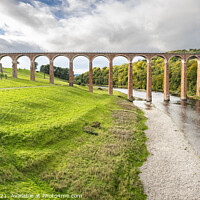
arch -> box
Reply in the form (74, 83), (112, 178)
(34, 55), (50, 65)
(52, 54), (70, 62)
(186, 55), (199, 62)
(113, 54), (131, 62)
(17, 55), (31, 70)
(151, 55), (167, 63)
(0, 56), (13, 68)
(72, 54), (90, 62)
(92, 54), (110, 62)
(15, 54), (31, 61)
(33, 54), (50, 63)
(132, 54), (149, 62)
(113, 55), (130, 66)
(0, 55), (13, 62)
(53, 55), (70, 68)
(168, 55), (184, 63)
(92, 56), (109, 67)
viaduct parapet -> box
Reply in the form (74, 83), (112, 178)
(0, 52), (200, 101)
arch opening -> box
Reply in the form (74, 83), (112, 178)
(132, 56), (148, 93)
(92, 56), (109, 86)
(73, 56), (90, 86)
(16, 56), (31, 80)
(186, 56), (198, 96)
(150, 56), (165, 92)
(169, 56), (184, 96)
(112, 56), (129, 88)
(0, 56), (12, 76)
(53, 56), (69, 82)
(34, 56), (50, 82)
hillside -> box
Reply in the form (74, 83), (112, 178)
(0, 80), (148, 199)
(0, 68), (68, 88)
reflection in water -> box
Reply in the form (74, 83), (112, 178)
(180, 100), (187, 132)
(113, 88), (200, 155)
(196, 100), (200, 113)
(163, 100), (170, 114)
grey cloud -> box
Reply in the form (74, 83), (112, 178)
(0, 39), (42, 53)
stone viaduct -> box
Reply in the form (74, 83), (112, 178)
(0, 52), (200, 102)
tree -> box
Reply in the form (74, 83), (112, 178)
(35, 62), (38, 71)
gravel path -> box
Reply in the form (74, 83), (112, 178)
(139, 106), (200, 200)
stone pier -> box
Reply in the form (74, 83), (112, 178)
(146, 61), (152, 102)
(89, 60), (93, 93)
(69, 60), (73, 87)
(49, 60), (54, 84)
(12, 59), (17, 78)
(128, 62), (133, 101)
(109, 60), (113, 95)
(164, 60), (170, 101)
(30, 61), (35, 81)
(197, 60), (200, 96)
(181, 60), (187, 100)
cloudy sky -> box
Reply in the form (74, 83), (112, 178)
(0, 0), (200, 73)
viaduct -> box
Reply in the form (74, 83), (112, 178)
(0, 52), (200, 102)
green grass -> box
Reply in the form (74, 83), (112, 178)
(0, 77), (148, 199)
(0, 68), (68, 88)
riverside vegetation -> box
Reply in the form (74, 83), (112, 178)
(75, 49), (199, 97)
(0, 69), (148, 199)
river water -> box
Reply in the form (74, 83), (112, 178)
(114, 88), (200, 155)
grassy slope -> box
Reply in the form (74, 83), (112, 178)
(0, 76), (148, 199)
(0, 68), (68, 88)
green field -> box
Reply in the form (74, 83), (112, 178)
(0, 68), (68, 88)
(0, 72), (148, 199)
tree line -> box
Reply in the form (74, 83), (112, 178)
(40, 64), (69, 80)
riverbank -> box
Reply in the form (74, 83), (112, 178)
(139, 105), (200, 200)
(95, 85), (200, 100)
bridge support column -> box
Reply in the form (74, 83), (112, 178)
(146, 61), (152, 102)
(109, 60), (113, 95)
(164, 60), (170, 101)
(197, 60), (200, 96)
(69, 60), (73, 87)
(30, 61), (35, 81)
(128, 62), (133, 101)
(49, 60), (54, 84)
(181, 59), (187, 100)
(0, 63), (3, 73)
(12, 59), (17, 78)
(89, 60), (93, 93)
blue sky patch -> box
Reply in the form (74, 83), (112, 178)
(20, 0), (62, 6)
(0, 28), (6, 35)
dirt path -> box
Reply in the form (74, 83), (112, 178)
(139, 106), (200, 200)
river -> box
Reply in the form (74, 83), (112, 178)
(113, 88), (200, 155)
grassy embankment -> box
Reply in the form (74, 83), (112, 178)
(0, 71), (148, 199)
(0, 68), (68, 88)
